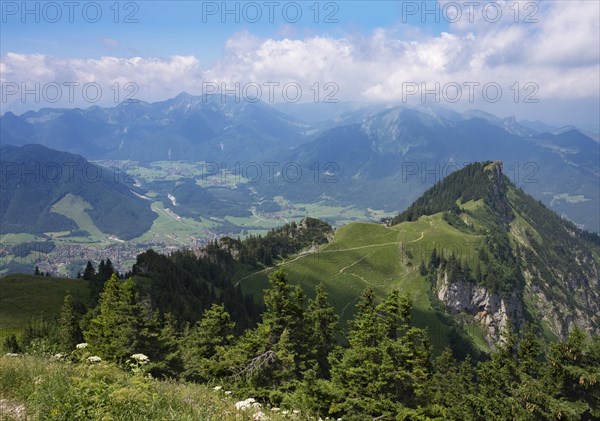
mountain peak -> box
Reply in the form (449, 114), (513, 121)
(484, 160), (504, 181)
(390, 161), (510, 225)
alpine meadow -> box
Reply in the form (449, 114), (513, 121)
(1, 1), (599, 420)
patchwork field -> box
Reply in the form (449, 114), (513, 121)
(1, 160), (394, 277)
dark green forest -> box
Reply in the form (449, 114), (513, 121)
(6, 267), (599, 420)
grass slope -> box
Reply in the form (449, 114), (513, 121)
(50, 194), (107, 241)
(236, 213), (485, 353)
(0, 356), (290, 420)
(0, 275), (90, 341)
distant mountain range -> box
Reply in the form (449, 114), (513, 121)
(263, 105), (600, 231)
(1, 93), (598, 231)
(0, 93), (310, 162)
(0, 144), (156, 240)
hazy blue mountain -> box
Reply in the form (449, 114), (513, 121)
(259, 106), (600, 231)
(2, 96), (597, 231)
(0, 93), (311, 162)
(0, 144), (156, 239)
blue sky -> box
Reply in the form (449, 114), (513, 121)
(1, 1), (599, 130)
(2, 1), (449, 61)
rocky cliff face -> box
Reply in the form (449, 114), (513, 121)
(437, 273), (524, 348)
(521, 253), (600, 340)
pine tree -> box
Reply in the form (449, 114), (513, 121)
(58, 294), (83, 352)
(261, 269), (308, 375)
(429, 248), (439, 270)
(224, 270), (309, 389)
(328, 288), (383, 417)
(89, 258), (115, 303)
(328, 289), (431, 418)
(105, 258), (114, 276)
(306, 283), (338, 378)
(82, 261), (95, 281)
(182, 304), (235, 382)
(546, 327), (600, 419)
(139, 311), (183, 378)
(34, 265), (40, 276)
(84, 275), (145, 362)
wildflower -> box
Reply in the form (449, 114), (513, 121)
(213, 386), (223, 391)
(282, 410), (289, 415)
(253, 411), (267, 420)
(271, 407), (280, 412)
(224, 391), (232, 395)
(5, 353), (20, 357)
(52, 353), (64, 360)
(293, 410), (300, 414)
(131, 353), (149, 362)
(76, 343), (88, 349)
(235, 398), (257, 411)
(87, 356), (102, 363)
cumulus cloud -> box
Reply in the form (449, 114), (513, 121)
(1, 1), (598, 113)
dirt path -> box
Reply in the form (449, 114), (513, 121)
(338, 251), (376, 274)
(235, 225), (431, 285)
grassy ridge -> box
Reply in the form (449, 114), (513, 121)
(0, 275), (90, 342)
(237, 214), (485, 353)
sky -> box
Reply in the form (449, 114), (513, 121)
(1, 0), (599, 131)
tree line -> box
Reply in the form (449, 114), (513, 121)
(5, 269), (599, 420)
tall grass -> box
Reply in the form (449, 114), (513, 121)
(0, 355), (292, 420)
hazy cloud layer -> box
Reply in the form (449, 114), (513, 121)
(1, 1), (598, 121)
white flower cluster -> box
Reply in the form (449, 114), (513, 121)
(253, 411), (267, 420)
(5, 353), (20, 357)
(235, 397), (261, 411)
(76, 343), (88, 349)
(86, 356), (102, 363)
(131, 353), (149, 362)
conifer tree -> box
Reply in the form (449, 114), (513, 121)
(182, 304), (235, 382)
(84, 275), (145, 362)
(305, 283), (338, 377)
(58, 294), (83, 352)
(82, 261), (95, 281)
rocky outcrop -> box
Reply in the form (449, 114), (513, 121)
(437, 274), (524, 348)
(484, 161), (514, 225)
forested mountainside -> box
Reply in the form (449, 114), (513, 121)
(2, 162), (599, 420)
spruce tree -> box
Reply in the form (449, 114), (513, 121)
(82, 261), (95, 281)
(58, 294), (83, 352)
(182, 303), (235, 382)
(328, 289), (431, 418)
(84, 275), (145, 362)
(305, 283), (338, 377)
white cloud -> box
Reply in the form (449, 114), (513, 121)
(1, 1), (598, 114)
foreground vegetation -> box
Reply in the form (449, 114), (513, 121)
(0, 354), (289, 420)
(2, 162), (600, 419)
(2, 269), (599, 420)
